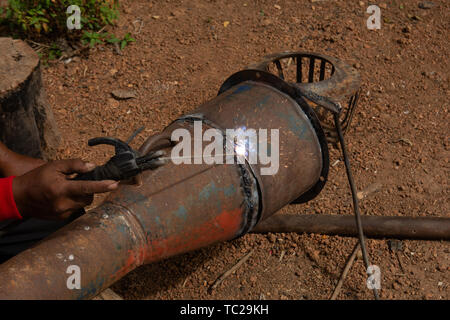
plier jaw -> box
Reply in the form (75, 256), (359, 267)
(73, 136), (166, 181)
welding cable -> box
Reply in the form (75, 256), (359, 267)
(334, 112), (380, 300)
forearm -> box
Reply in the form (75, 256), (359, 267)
(0, 142), (45, 177)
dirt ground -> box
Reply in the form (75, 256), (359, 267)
(41, 0), (449, 300)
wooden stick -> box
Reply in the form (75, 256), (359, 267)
(330, 242), (360, 300)
(210, 250), (254, 291)
(93, 288), (123, 300)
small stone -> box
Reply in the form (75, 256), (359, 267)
(418, 2), (435, 9)
(388, 239), (403, 252)
(392, 281), (401, 290)
(308, 250), (320, 262)
(262, 19), (273, 26)
(111, 89), (137, 100)
(170, 9), (185, 17)
(268, 233), (276, 243)
(107, 98), (120, 108)
(402, 26), (411, 33)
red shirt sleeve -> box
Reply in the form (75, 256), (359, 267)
(0, 176), (22, 221)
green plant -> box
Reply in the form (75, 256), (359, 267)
(0, 1), (131, 60)
(48, 42), (62, 60)
(81, 30), (105, 47)
(120, 32), (134, 50)
(81, 31), (134, 50)
(1, 0), (119, 37)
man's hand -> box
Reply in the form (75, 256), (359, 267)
(12, 159), (119, 220)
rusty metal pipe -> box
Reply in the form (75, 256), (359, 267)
(251, 214), (450, 241)
(0, 72), (329, 299)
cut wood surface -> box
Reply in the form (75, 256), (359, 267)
(0, 37), (60, 159)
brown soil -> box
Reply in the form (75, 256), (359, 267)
(41, 0), (449, 300)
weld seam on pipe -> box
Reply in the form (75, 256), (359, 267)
(174, 114), (261, 236)
(100, 202), (147, 264)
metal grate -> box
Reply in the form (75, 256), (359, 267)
(248, 51), (361, 143)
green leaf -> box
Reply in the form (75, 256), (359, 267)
(106, 36), (120, 43)
(124, 32), (135, 42)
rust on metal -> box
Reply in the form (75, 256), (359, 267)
(0, 71), (328, 299)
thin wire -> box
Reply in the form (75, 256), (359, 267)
(334, 113), (380, 300)
(126, 126), (145, 144)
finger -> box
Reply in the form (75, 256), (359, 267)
(148, 150), (165, 159)
(65, 180), (119, 197)
(142, 159), (167, 170)
(54, 159), (96, 175)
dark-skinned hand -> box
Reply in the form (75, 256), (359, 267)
(12, 159), (119, 220)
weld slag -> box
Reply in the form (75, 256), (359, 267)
(170, 120), (280, 175)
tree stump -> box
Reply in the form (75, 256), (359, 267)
(0, 37), (60, 159)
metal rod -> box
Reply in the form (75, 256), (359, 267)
(308, 57), (315, 83)
(251, 214), (450, 241)
(274, 60), (284, 80)
(319, 60), (326, 81)
(296, 57), (302, 83)
(334, 113), (379, 300)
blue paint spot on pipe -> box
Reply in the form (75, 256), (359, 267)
(256, 95), (270, 109)
(174, 206), (188, 220)
(276, 110), (309, 140)
(199, 182), (219, 201)
(232, 84), (252, 94)
(224, 184), (236, 197)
